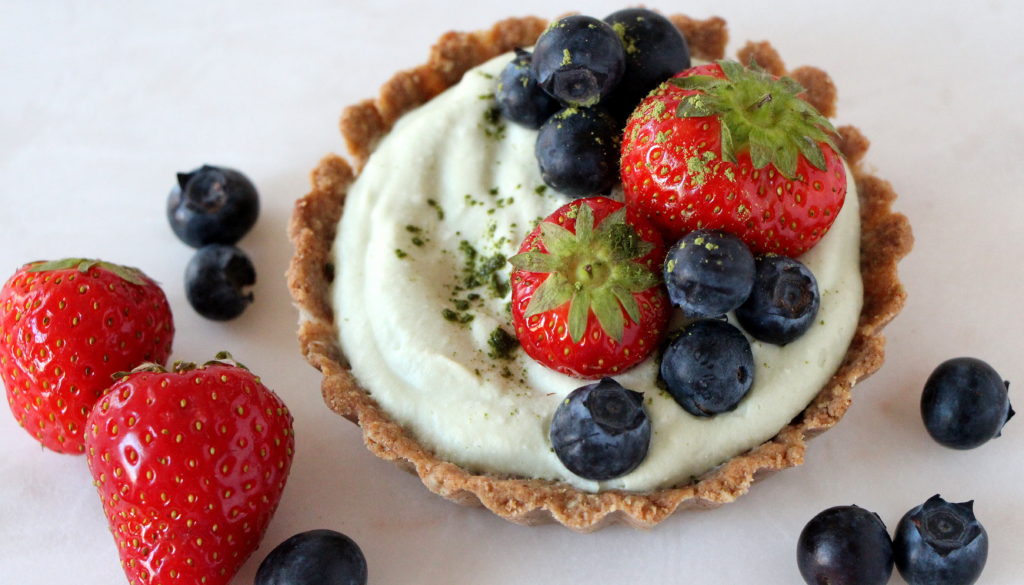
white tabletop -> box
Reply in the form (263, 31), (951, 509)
(2, 1), (1022, 583)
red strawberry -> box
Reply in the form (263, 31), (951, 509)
(620, 60), (847, 257)
(84, 355), (295, 585)
(0, 258), (174, 454)
(509, 197), (669, 378)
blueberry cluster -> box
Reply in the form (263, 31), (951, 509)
(496, 9), (690, 198)
(659, 229), (821, 416)
(798, 496), (989, 585)
(167, 165), (258, 320)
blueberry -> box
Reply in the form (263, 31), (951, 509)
(185, 244), (255, 320)
(603, 8), (691, 123)
(535, 106), (620, 197)
(797, 505), (894, 585)
(531, 15), (625, 107)
(921, 357), (1013, 449)
(660, 319), (754, 417)
(663, 229), (755, 319)
(894, 495), (988, 585)
(549, 377), (651, 480)
(167, 165), (259, 248)
(495, 49), (560, 129)
(255, 529), (368, 585)
(735, 255), (820, 345)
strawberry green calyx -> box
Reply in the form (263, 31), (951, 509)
(670, 60), (839, 178)
(509, 203), (659, 344)
(28, 258), (148, 286)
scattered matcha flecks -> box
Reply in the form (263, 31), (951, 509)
(534, 185), (547, 196)
(441, 308), (474, 325)
(395, 249), (408, 260)
(477, 70), (495, 80)
(686, 150), (719, 187)
(426, 198), (445, 220)
(487, 327), (520, 360)
(561, 48), (572, 66)
(480, 105), (506, 141)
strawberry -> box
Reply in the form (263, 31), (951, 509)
(84, 354), (295, 585)
(509, 197), (669, 378)
(620, 60), (847, 257)
(0, 258), (174, 454)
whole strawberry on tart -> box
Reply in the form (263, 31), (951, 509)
(288, 10), (911, 530)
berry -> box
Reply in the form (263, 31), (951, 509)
(509, 197), (669, 378)
(660, 319), (754, 417)
(621, 60), (846, 257)
(797, 505), (894, 585)
(549, 377), (651, 480)
(0, 258), (173, 454)
(535, 106), (621, 197)
(84, 355), (295, 585)
(530, 15), (625, 107)
(921, 357), (1013, 449)
(256, 529), (368, 585)
(894, 495), (988, 585)
(495, 49), (560, 129)
(603, 8), (691, 122)
(735, 254), (820, 344)
(185, 244), (256, 320)
(167, 164), (260, 248)
(663, 229), (755, 319)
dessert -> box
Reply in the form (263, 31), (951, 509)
(288, 13), (912, 530)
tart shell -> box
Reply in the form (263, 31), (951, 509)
(287, 14), (913, 531)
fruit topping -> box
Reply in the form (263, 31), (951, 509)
(185, 244), (256, 320)
(735, 254), (820, 345)
(495, 48), (560, 129)
(0, 258), (174, 454)
(894, 495), (988, 585)
(535, 106), (621, 198)
(921, 357), (1013, 449)
(168, 165), (260, 248)
(797, 505), (894, 585)
(621, 60), (846, 256)
(549, 377), (650, 480)
(509, 197), (669, 378)
(531, 15), (625, 107)
(603, 8), (691, 123)
(659, 319), (754, 417)
(256, 529), (368, 585)
(663, 229), (755, 319)
(84, 354), (294, 585)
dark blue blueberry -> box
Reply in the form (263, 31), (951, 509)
(921, 357), (1013, 449)
(895, 495), (988, 585)
(549, 377), (650, 480)
(735, 255), (820, 345)
(663, 229), (755, 319)
(603, 8), (691, 123)
(495, 49), (560, 129)
(185, 244), (255, 320)
(660, 319), (754, 417)
(167, 165), (259, 248)
(535, 106), (620, 197)
(255, 529), (368, 585)
(531, 15), (625, 107)
(797, 505), (894, 585)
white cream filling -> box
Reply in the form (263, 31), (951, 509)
(332, 53), (862, 492)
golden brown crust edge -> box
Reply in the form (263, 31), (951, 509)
(286, 15), (913, 531)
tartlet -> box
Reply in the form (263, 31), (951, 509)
(287, 14), (912, 531)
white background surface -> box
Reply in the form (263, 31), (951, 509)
(2, 1), (1022, 583)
